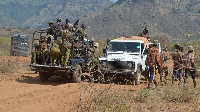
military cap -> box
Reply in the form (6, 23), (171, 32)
(145, 27), (149, 30)
(94, 43), (99, 48)
(48, 21), (54, 24)
(188, 46), (194, 51)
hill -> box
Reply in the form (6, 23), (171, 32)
(0, 0), (114, 28)
(83, 0), (200, 40)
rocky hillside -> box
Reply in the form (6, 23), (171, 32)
(0, 0), (113, 28)
(84, 0), (200, 40)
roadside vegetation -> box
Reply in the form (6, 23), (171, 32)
(0, 37), (10, 56)
(79, 83), (200, 112)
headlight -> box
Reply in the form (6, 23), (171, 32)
(127, 63), (132, 68)
(127, 62), (135, 69)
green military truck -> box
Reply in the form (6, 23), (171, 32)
(29, 30), (94, 82)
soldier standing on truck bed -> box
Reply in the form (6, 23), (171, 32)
(182, 46), (196, 88)
(47, 21), (54, 36)
(32, 42), (40, 64)
(59, 29), (72, 67)
(64, 18), (74, 32)
(145, 40), (160, 88)
(138, 27), (150, 39)
(52, 18), (64, 40)
(172, 44), (182, 84)
(48, 35), (61, 66)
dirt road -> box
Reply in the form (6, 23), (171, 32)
(0, 56), (199, 112)
(0, 70), (149, 112)
(0, 71), (81, 112)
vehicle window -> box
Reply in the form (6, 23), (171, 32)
(108, 42), (140, 53)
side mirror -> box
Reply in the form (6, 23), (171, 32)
(103, 49), (106, 53)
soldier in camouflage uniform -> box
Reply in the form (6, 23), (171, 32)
(183, 46), (196, 88)
(40, 41), (48, 64)
(138, 27), (150, 39)
(90, 43), (99, 82)
(32, 42), (40, 64)
(64, 19), (74, 32)
(160, 48), (169, 84)
(59, 30), (72, 67)
(72, 24), (87, 56)
(52, 18), (64, 40)
(46, 35), (61, 66)
(76, 24), (87, 40)
(172, 44), (182, 84)
(47, 21), (54, 36)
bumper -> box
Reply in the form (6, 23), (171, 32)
(100, 69), (135, 75)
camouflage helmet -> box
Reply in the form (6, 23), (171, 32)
(144, 27), (149, 30)
(48, 21), (54, 24)
(81, 24), (86, 29)
(56, 18), (61, 21)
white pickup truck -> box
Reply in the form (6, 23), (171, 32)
(99, 36), (161, 84)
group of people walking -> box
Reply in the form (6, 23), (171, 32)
(145, 41), (196, 88)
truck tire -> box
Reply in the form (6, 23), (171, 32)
(72, 65), (82, 83)
(135, 69), (141, 85)
(39, 72), (48, 81)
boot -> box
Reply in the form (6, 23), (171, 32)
(148, 80), (152, 89)
(154, 80), (158, 87)
(172, 76), (174, 85)
(184, 77), (187, 84)
(193, 79), (196, 88)
(160, 75), (163, 82)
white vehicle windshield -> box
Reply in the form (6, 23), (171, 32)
(108, 42), (141, 53)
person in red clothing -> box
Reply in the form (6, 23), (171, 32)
(145, 40), (160, 88)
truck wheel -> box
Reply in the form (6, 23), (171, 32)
(135, 69), (141, 85)
(72, 65), (82, 83)
(39, 72), (48, 81)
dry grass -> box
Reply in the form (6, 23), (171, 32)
(0, 37), (11, 56)
(79, 83), (200, 112)
(0, 62), (30, 75)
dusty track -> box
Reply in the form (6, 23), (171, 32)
(0, 70), (148, 112)
(0, 56), (199, 112)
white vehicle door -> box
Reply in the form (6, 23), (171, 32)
(141, 43), (161, 70)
